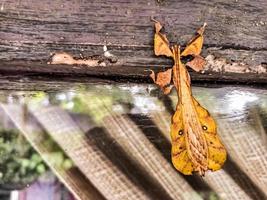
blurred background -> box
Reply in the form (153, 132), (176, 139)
(0, 83), (266, 200)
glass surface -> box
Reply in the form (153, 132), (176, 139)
(0, 83), (266, 200)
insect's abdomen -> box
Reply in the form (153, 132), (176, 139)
(170, 99), (227, 175)
(193, 98), (227, 171)
(170, 106), (194, 175)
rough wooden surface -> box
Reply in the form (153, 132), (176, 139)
(0, 0), (266, 84)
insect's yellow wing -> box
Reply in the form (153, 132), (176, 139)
(149, 68), (173, 94)
(170, 98), (227, 175)
(153, 20), (173, 58)
(181, 23), (206, 57)
(181, 24), (207, 72)
(170, 105), (194, 175)
(193, 98), (227, 171)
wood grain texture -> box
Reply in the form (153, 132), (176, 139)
(0, 0), (266, 83)
(30, 106), (153, 200)
(0, 60), (266, 85)
(103, 115), (202, 200)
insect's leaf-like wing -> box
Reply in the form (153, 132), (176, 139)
(171, 105), (194, 175)
(193, 97), (227, 171)
(162, 85), (173, 94)
(182, 23), (207, 71)
(153, 20), (173, 57)
(149, 69), (173, 94)
(186, 55), (206, 72)
(182, 23), (206, 57)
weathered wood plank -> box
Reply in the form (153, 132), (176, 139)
(1, 0), (266, 49)
(0, 61), (266, 86)
(0, 0), (266, 83)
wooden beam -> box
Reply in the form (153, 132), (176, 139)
(0, 0), (266, 84)
(0, 61), (266, 86)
